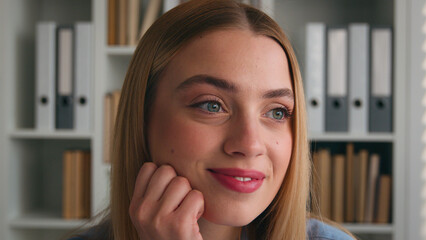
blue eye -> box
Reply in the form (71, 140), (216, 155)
(197, 101), (223, 113)
(265, 108), (289, 121)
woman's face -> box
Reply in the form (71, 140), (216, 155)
(148, 29), (294, 226)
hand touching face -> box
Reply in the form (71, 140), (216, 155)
(129, 163), (204, 240)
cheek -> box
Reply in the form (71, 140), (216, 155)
(149, 114), (217, 173)
(271, 134), (293, 185)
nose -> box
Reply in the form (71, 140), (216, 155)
(223, 115), (266, 158)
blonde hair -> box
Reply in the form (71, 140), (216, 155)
(109, 0), (311, 239)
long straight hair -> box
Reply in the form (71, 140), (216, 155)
(109, 0), (311, 239)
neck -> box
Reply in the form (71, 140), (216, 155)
(198, 217), (242, 240)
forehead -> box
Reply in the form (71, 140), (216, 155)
(161, 29), (292, 92)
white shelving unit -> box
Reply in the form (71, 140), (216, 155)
(9, 130), (93, 140)
(309, 133), (395, 142)
(9, 213), (89, 230)
(0, 0), (97, 239)
(0, 0), (418, 239)
(106, 46), (136, 56)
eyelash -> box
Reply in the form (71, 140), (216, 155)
(264, 107), (294, 122)
(189, 97), (225, 114)
(190, 99), (294, 122)
(192, 101), (224, 113)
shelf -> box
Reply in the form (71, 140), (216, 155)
(343, 223), (393, 234)
(308, 133), (394, 142)
(106, 46), (136, 56)
(0, 0), (409, 239)
(9, 129), (93, 140)
(9, 213), (91, 230)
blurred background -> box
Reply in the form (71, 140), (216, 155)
(0, 0), (424, 239)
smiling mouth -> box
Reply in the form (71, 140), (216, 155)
(207, 168), (265, 193)
(233, 177), (253, 182)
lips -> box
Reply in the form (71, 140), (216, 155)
(208, 168), (265, 193)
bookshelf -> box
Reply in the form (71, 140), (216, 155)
(0, 0), (417, 239)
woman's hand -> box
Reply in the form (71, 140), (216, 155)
(129, 162), (205, 240)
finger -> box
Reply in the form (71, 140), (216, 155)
(158, 176), (192, 214)
(176, 189), (205, 221)
(132, 162), (157, 201)
(144, 164), (178, 201)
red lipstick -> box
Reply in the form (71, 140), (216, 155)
(208, 168), (265, 193)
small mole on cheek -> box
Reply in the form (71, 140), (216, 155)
(171, 149), (175, 154)
(276, 141), (279, 145)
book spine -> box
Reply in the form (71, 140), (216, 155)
(332, 154), (345, 222)
(103, 93), (112, 163)
(118, 0), (128, 45)
(139, 0), (162, 38)
(356, 150), (369, 222)
(62, 150), (72, 219)
(345, 143), (355, 222)
(108, 0), (118, 45)
(376, 175), (391, 223)
(127, 0), (140, 45)
(319, 149), (332, 219)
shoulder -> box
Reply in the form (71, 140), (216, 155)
(307, 218), (354, 240)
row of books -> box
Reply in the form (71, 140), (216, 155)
(108, 0), (161, 46)
(305, 23), (392, 133)
(62, 150), (91, 219)
(35, 22), (92, 131)
(312, 144), (391, 224)
(103, 90), (122, 163)
(107, 0), (275, 46)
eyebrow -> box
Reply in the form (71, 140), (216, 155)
(176, 74), (294, 102)
(263, 88), (294, 102)
(176, 75), (237, 92)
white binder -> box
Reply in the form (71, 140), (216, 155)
(348, 23), (369, 133)
(369, 27), (392, 132)
(74, 22), (92, 131)
(35, 22), (56, 131)
(326, 27), (348, 132)
(305, 23), (326, 133)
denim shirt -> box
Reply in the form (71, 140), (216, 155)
(305, 219), (353, 240)
(69, 218), (353, 240)
(238, 218), (353, 240)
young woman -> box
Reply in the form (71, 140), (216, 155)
(70, 0), (355, 239)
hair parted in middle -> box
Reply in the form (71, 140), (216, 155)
(110, 0), (311, 239)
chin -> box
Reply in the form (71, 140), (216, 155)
(201, 200), (263, 227)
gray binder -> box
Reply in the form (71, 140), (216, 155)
(74, 22), (92, 131)
(326, 27), (348, 132)
(56, 26), (74, 129)
(348, 23), (369, 133)
(369, 27), (392, 132)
